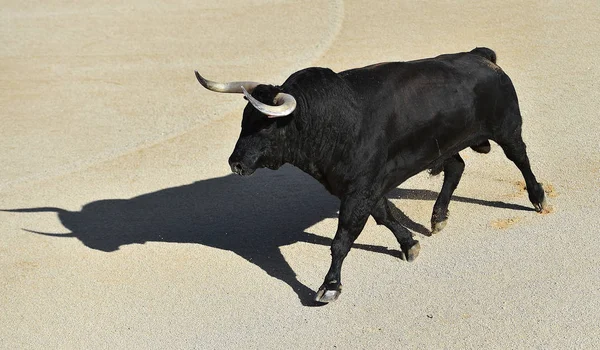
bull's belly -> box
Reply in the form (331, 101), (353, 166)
(380, 134), (485, 194)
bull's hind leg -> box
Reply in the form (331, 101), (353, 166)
(371, 198), (420, 261)
(495, 124), (547, 212)
(431, 154), (465, 233)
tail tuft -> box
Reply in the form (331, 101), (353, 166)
(470, 47), (496, 63)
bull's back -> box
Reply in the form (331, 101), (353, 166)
(340, 51), (508, 187)
(341, 52), (501, 118)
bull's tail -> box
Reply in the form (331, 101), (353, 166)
(470, 47), (496, 64)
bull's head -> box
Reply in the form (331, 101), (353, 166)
(195, 72), (297, 176)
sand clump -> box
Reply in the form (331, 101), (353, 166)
(491, 216), (523, 229)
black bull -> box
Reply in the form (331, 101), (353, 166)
(5, 48), (547, 305)
(204, 47), (547, 303)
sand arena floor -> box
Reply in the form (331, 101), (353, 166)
(1, 1), (599, 348)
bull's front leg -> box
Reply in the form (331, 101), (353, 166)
(315, 195), (372, 303)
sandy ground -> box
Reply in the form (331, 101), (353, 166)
(1, 0), (600, 348)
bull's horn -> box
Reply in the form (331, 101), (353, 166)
(195, 71), (259, 93)
(241, 86), (297, 118)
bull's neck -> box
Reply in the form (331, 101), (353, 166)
(283, 110), (351, 181)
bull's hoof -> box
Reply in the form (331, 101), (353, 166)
(402, 240), (420, 262)
(315, 283), (342, 303)
(431, 219), (447, 234)
(431, 210), (448, 234)
(533, 196), (548, 213)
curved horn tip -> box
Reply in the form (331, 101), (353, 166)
(194, 71), (208, 87)
(240, 85), (250, 95)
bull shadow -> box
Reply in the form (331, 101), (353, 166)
(5, 166), (533, 306)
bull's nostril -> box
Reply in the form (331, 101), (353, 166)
(231, 162), (243, 174)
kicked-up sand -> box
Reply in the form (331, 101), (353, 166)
(1, 0), (599, 348)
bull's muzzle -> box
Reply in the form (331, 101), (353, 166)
(229, 159), (255, 176)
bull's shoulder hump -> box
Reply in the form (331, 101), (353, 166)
(283, 66), (341, 87)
